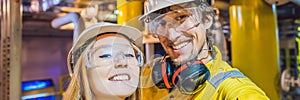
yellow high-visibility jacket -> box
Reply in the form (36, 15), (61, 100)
(140, 47), (269, 100)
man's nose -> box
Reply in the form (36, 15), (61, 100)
(167, 28), (181, 42)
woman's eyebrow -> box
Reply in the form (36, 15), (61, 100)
(92, 44), (133, 52)
(91, 45), (112, 53)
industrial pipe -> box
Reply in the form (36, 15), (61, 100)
(51, 12), (85, 43)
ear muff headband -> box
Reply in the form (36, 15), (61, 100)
(172, 60), (203, 84)
(172, 62), (192, 85)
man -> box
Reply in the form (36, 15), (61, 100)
(139, 0), (269, 99)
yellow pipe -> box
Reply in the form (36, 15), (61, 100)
(297, 35), (300, 77)
(117, 0), (143, 30)
(229, 0), (280, 99)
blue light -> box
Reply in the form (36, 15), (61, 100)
(22, 79), (54, 91)
(22, 92), (56, 100)
(53, 0), (61, 5)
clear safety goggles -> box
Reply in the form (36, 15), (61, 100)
(85, 44), (139, 68)
(147, 7), (203, 38)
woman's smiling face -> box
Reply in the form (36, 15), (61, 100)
(86, 34), (140, 98)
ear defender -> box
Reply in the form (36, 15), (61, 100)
(152, 56), (210, 94)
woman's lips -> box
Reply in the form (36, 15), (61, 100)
(108, 74), (130, 81)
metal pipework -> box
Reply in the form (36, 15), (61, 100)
(290, 0), (300, 5)
(281, 69), (300, 92)
(51, 12), (85, 43)
(117, 0), (143, 30)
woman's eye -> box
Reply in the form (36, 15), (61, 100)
(125, 54), (135, 58)
(99, 54), (112, 58)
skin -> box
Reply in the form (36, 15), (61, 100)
(86, 34), (140, 100)
(155, 5), (213, 65)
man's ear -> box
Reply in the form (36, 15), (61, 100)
(202, 15), (213, 29)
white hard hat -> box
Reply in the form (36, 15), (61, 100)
(72, 22), (143, 53)
(139, 0), (194, 21)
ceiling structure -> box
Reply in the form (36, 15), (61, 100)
(22, 0), (300, 37)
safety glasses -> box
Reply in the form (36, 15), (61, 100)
(148, 7), (203, 38)
(85, 44), (138, 68)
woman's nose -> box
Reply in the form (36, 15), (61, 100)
(114, 53), (128, 68)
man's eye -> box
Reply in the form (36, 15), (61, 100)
(159, 20), (167, 26)
(125, 54), (135, 58)
(99, 54), (112, 58)
(176, 15), (189, 21)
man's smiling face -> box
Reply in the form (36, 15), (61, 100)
(153, 5), (211, 65)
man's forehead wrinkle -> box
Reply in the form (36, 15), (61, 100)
(169, 5), (184, 10)
(157, 2), (198, 15)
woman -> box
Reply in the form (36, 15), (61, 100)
(63, 23), (143, 100)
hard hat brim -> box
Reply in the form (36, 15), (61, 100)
(139, 0), (193, 21)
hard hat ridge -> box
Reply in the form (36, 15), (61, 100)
(139, 0), (194, 21)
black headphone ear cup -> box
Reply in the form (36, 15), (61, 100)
(152, 58), (175, 89)
(174, 63), (210, 94)
(152, 60), (165, 88)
